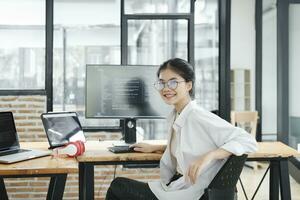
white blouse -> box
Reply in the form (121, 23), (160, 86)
(148, 101), (258, 200)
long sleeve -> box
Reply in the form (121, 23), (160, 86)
(191, 110), (258, 156)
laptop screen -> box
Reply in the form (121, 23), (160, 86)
(0, 112), (19, 151)
(41, 112), (85, 148)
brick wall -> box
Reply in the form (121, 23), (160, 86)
(0, 96), (47, 142)
(0, 96), (160, 200)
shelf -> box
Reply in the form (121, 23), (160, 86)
(231, 69), (251, 111)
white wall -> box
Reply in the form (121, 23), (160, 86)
(289, 5), (300, 117)
(231, 0), (256, 111)
(262, 4), (277, 134)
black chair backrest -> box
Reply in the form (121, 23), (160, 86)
(200, 154), (248, 200)
(208, 154), (247, 189)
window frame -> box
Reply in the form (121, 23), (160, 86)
(0, 0), (232, 130)
(121, 0), (195, 66)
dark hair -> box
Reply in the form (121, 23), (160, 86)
(157, 58), (195, 97)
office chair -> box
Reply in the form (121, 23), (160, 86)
(199, 154), (248, 200)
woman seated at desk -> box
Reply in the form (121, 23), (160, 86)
(106, 58), (258, 200)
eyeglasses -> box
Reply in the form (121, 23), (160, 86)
(154, 79), (186, 91)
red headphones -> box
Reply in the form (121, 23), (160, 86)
(54, 140), (85, 157)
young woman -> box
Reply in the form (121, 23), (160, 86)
(106, 58), (257, 200)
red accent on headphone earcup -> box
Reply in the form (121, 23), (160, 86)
(76, 141), (82, 156)
(74, 140), (85, 156)
(78, 140), (85, 153)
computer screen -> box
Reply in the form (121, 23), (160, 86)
(41, 112), (86, 148)
(85, 65), (172, 119)
(0, 112), (19, 151)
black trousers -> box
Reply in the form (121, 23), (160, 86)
(105, 177), (158, 200)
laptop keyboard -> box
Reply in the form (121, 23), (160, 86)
(108, 146), (136, 153)
(0, 149), (30, 157)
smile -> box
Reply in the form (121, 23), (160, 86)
(164, 94), (176, 98)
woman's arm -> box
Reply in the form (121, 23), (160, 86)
(187, 148), (232, 184)
(192, 111), (258, 156)
(130, 143), (166, 153)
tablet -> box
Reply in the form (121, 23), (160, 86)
(41, 112), (86, 149)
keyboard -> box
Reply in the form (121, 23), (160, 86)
(108, 146), (136, 153)
(0, 149), (30, 157)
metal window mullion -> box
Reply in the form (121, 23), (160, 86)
(62, 28), (67, 111)
(124, 14), (192, 20)
(277, 0), (289, 144)
(121, 0), (127, 65)
(188, 0), (195, 66)
(218, 0), (231, 122)
(46, 0), (54, 112)
(255, 0), (262, 141)
(0, 90), (46, 96)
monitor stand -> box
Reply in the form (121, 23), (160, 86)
(120, 118), (136, 144)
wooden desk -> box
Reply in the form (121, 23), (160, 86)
(77, 140), (163, 162)
(77, 141), (300, 200)
(0, 142), (78, 200)
(248, 142), (300, 159)
(247, 142), (300, 200)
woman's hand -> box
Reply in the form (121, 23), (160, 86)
(130, 143), (166, 153)
(186, 152), (214, 184)
(186, 148), (232, 184)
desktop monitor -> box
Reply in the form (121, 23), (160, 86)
(85, 65), (172, 143)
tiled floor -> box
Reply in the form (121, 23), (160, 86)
(237, 163), (300, 200)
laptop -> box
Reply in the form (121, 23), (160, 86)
(41, 112), (86, 149)
(0, 112), (51, 164)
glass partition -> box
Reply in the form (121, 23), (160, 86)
(53, 0), (121, 127)
(0, 0), (45, 89)
(128, 20), (188, 65)
(194, 0), (218, 111)
(289, 4), (300, 151)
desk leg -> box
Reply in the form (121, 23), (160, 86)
(79, 162), (94, 200)
(47, 174), (67, 200)
(0, 178), (8, 200)
(269, 160), (279, 200)
(279, 160), (291, 200)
